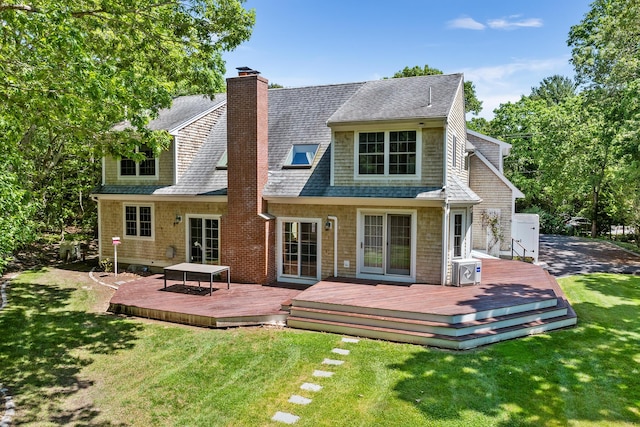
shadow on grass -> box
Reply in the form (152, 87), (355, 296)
(0, 276), (142, 426)
(389, 274), (640, 426)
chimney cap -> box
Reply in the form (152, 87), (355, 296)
(236, 66), (261, 76)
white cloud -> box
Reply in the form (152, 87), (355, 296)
(447, 17), (485, 30)
(463, 57), (568, 84)
(448, 15), (543, 31)
(462, 57), (572, 119)
(487, 17), (543, 30)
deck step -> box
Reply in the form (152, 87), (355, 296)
(289, 302), (569, 337)
(291, 295), (559, 324)
(287, 311), (577, 350)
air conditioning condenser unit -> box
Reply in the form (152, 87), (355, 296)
(452, 259), (482, 286)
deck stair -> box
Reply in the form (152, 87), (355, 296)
(287, 265), (577, 350)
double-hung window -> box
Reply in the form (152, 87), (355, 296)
(119, 146), (158, 178)
(357, 130), (418, 177)
(124, 204), (154, 239)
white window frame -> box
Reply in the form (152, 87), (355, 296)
(117, 146), (159, 180)
(185, 214), (221, 264)
(354, 129), (422, 180)
(449, 209), (469, 260)
(122, 203), (155, 241)
(276, 217), (322, 284)
(356, 209), (417, 282)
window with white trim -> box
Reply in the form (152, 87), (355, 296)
(357, 130), (418, 177)
(124, 204), (154, 239)
(119, 146), (158, 178)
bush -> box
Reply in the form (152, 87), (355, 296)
(523, 206), (567, 234)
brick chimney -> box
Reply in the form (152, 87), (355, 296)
(221, 67), (275, 284)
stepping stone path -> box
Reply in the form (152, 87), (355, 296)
(272, 336), (360, 424)
(272, 411), (300, 425)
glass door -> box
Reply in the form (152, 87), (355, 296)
(189, 217), (219, 264)
(281, 220), (318, 279)
(387, 214), (411, 275)
(360, 213), (412, 276)
(362, 214), (384, 274)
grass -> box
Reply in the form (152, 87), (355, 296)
(1, 268), (639, 426)
(603, 238), (640, 256)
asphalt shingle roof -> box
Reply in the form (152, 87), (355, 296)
(112, 94), (226, 133)
(100, 74), (480, 203)
(327, 74), (462, 125)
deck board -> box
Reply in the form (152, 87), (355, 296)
(108, 258), (570, 328)
(293, 259), (559, 316)
(109, 275), (301, 320)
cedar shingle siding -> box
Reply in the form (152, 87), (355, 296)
(95, 72), (520, 284)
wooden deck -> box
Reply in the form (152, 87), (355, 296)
(288, 259), (577, 349)
(108, 276), (302, 327)
(108, 258), (576, 348)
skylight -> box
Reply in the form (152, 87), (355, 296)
(217, 150), (227, 169)
(284, 144), (319, 168)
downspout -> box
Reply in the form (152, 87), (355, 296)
(327, 216), (338, 277)
(441, 121), (449, 285)
(441, 197), (449, 286)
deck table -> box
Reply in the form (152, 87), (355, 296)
(163, 263), (230, 295)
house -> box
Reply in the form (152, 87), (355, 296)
(467, 130), (525, 257)
(94, 68), (524, 286)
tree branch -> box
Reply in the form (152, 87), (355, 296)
(0, 3), (37, 12)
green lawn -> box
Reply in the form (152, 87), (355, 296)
(1, 268), (639, 426)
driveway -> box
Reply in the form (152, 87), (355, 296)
(539, 234), (640, 277)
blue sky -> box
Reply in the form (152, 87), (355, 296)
(223, 1), (593, 119)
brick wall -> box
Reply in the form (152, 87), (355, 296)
(222, 72), (274, 284)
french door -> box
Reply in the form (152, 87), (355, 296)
(188, 216), (220, 264)
(360, 212), (413, 276)
(280, 219), (320, 281)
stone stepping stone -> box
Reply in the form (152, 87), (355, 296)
(332, 348), (350, 355)
(300, 382), (322, 392)
(313, 370), (334, 378)
(342, 337), (360, 343)
(288, 395), (312, 405)
(272, 411), (299, 424)
(322, 358), (344, 366)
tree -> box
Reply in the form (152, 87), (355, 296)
(530, 75), (577, 105)
(390, 64), (483, 115)
(0, 0), (255, 267)
(568, 0), (640, 235)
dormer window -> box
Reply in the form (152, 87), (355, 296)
(356, 130), (419, 178)
(119, 146), (158, 179)
(284, 144), (319, 168)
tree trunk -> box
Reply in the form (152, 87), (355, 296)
(591, 188), (599, 238)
